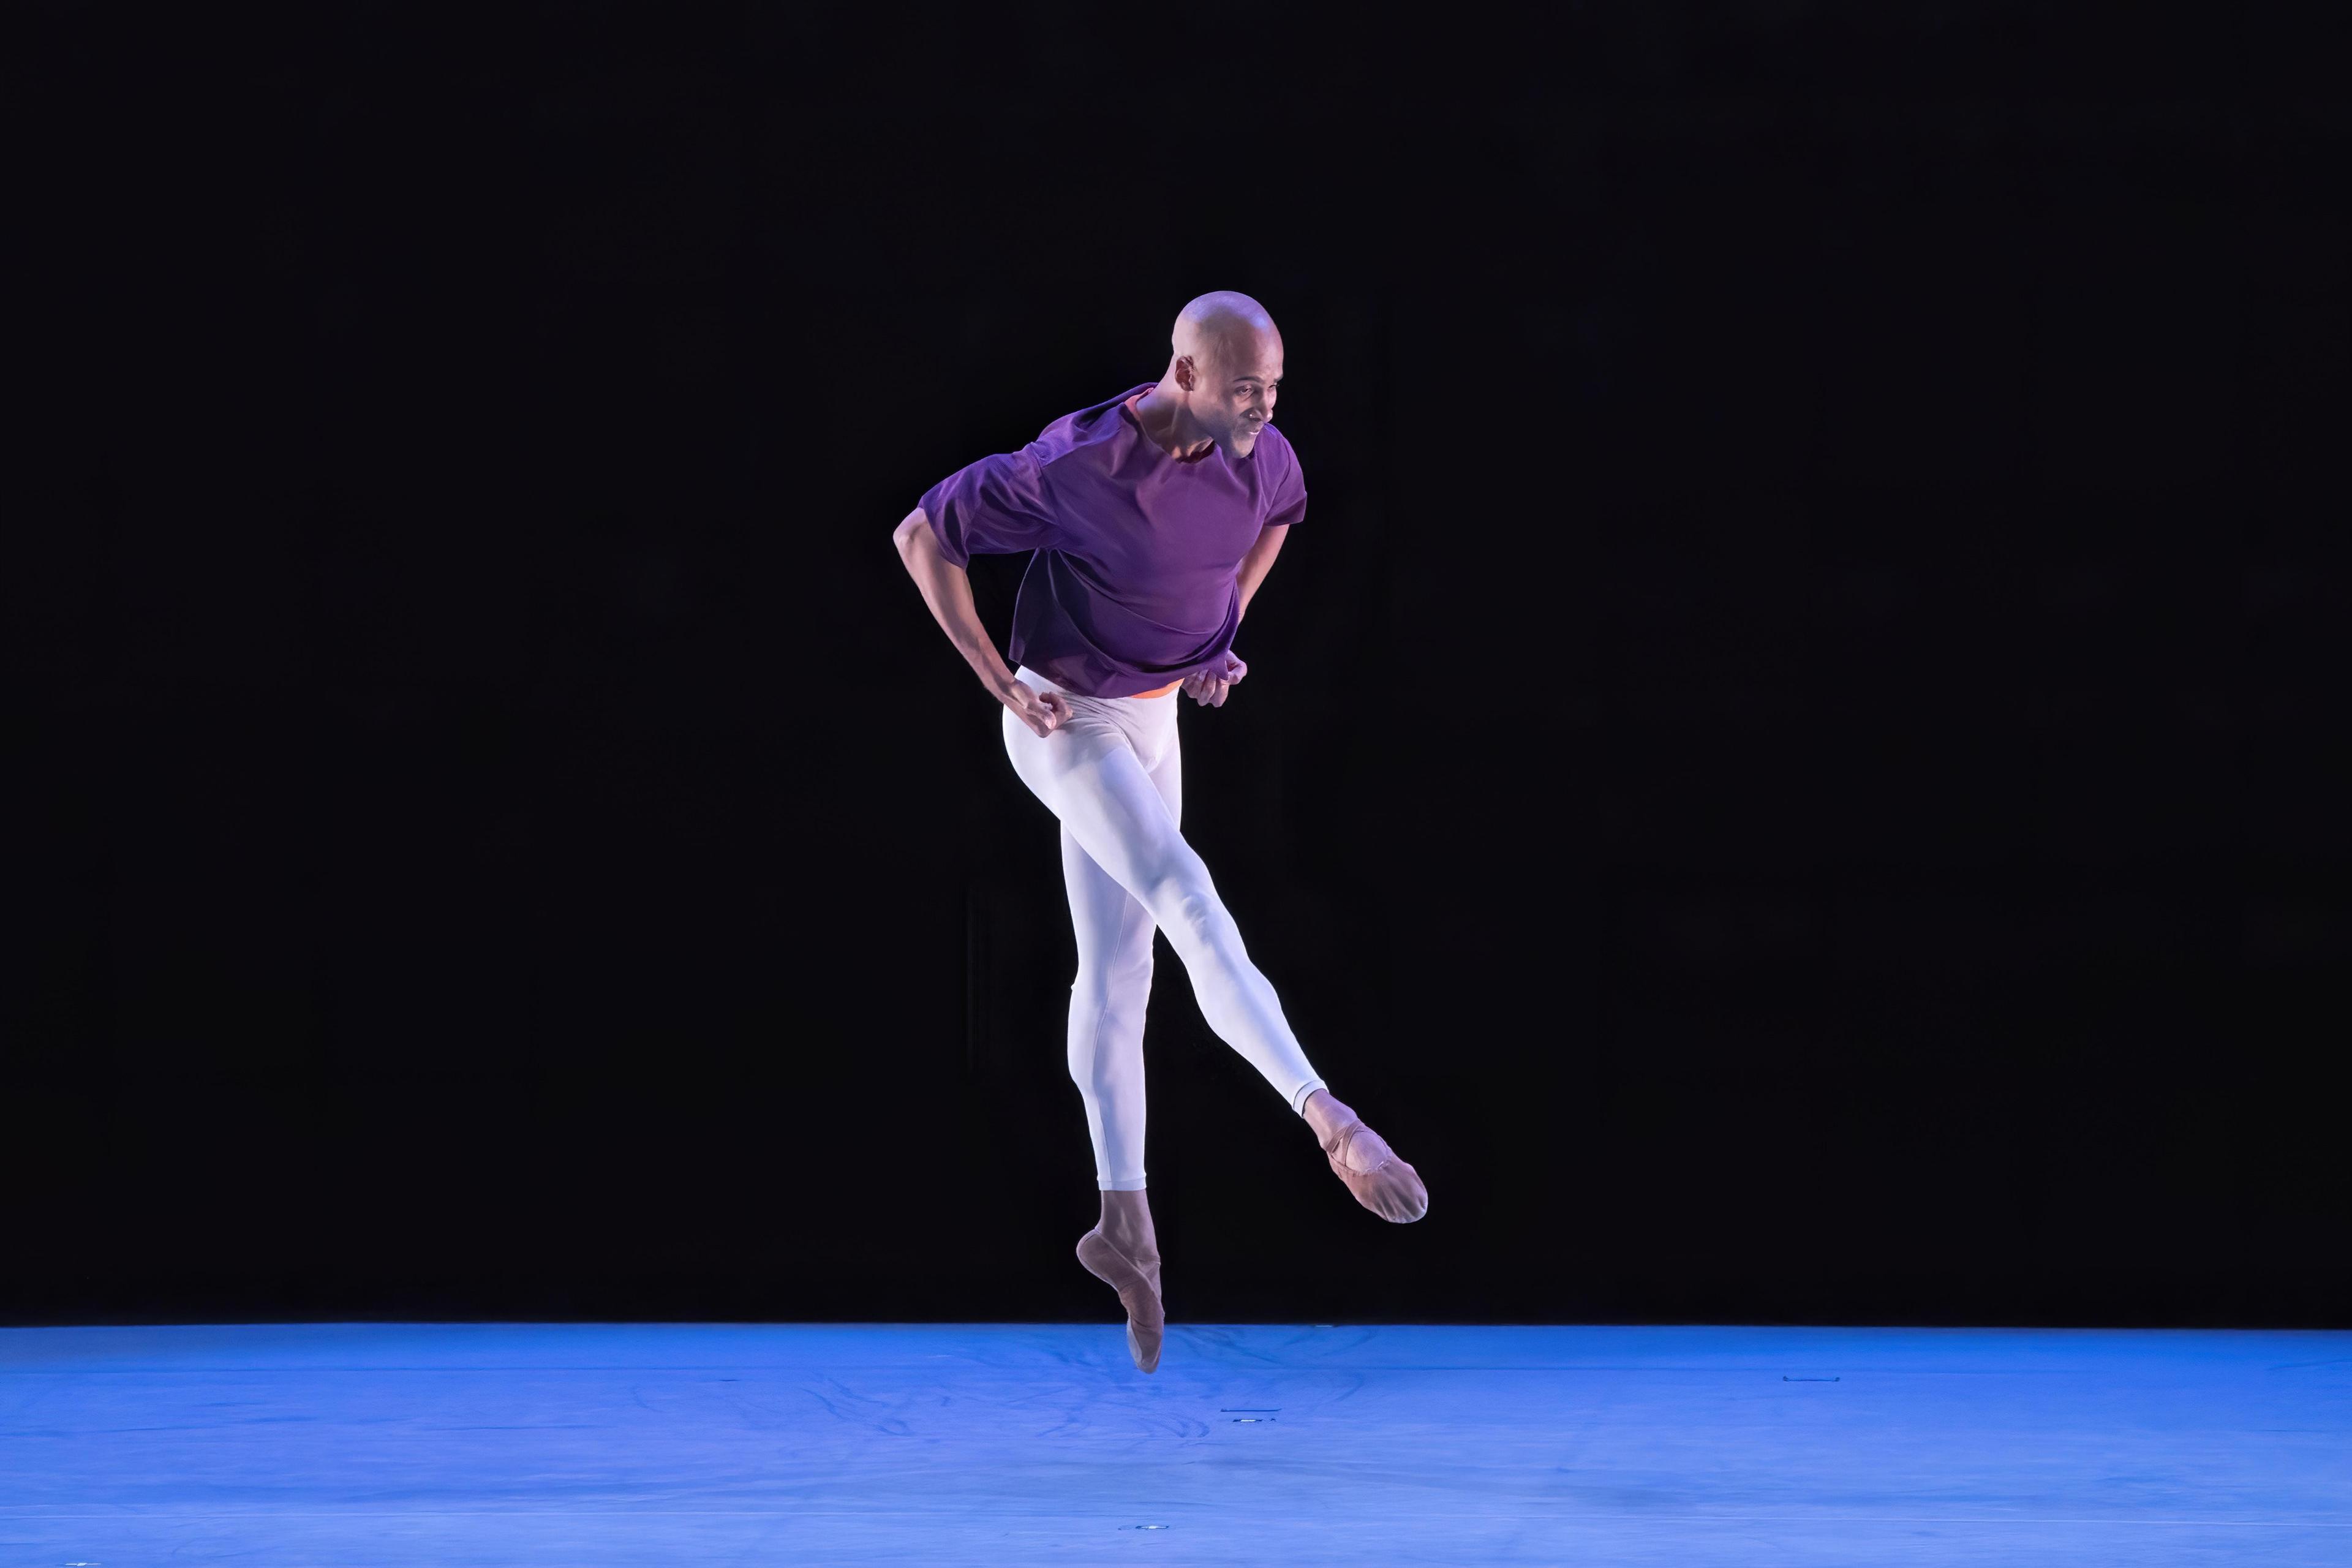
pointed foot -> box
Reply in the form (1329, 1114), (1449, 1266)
(1077, 1227), (1165, 1372)
(1320, 1119), (1429, 1223)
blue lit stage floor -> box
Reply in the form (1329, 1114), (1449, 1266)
(4, 1322), (2347, 1565)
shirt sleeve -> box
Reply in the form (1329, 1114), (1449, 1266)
(916, 445), (1058, 567)
(1262, 441), (1308, 529)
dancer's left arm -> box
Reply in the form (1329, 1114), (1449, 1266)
(1188, 524), (1289, 706)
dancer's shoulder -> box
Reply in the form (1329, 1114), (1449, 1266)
(1031, 383), (1158, 466)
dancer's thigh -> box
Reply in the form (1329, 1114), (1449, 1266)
(1023, 728), (1196, 910)
(1057, 718), (1182, 970)
(1145, 727), (1181, 830)
(1061, 823), (1152, 970)
(1006, 706), (1129, 823)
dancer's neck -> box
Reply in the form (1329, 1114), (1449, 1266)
(1129, 386), (1218, 463)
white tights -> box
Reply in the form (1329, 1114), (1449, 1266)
(1001, 665), (1327, 1190)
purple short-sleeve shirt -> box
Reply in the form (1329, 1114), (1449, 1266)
(918, 383), (1308, 698)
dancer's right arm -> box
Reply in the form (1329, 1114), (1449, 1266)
(894, 507), (1069, 737)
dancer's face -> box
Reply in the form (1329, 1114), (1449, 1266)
(1185, 331), (1284, 461)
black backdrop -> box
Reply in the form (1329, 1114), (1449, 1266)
(15, 6), (2348, 1327)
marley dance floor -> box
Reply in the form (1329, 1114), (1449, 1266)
(3, 1321), (2347, 1565)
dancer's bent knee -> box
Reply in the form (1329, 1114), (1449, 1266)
(1149, 882), (1246, 969)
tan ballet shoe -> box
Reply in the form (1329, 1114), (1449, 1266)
(1320, 1118), (1429, 1223)
(1076, 1227), (1165, 1373)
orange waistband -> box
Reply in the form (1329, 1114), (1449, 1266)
(1128, 679), (1182, 698)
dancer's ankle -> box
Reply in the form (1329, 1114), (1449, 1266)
(1098, 1188), (1158, 1258)
(1300, 1088), (1356, 1145)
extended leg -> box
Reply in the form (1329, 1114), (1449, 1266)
(1006, 699), (1425, 1234)
(1070, 737), (1425, 1223)
(1010, 722), (1326, 1113)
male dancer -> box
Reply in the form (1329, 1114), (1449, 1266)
(893, 292), (1427, 1374)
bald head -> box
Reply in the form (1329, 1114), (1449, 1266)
(1150, 290), (1284, 461)
(1172, 290), (1281, 382)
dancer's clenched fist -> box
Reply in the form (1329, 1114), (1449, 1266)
(1183, 652), (1247, 707)
(993, 674), (1071, 737)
